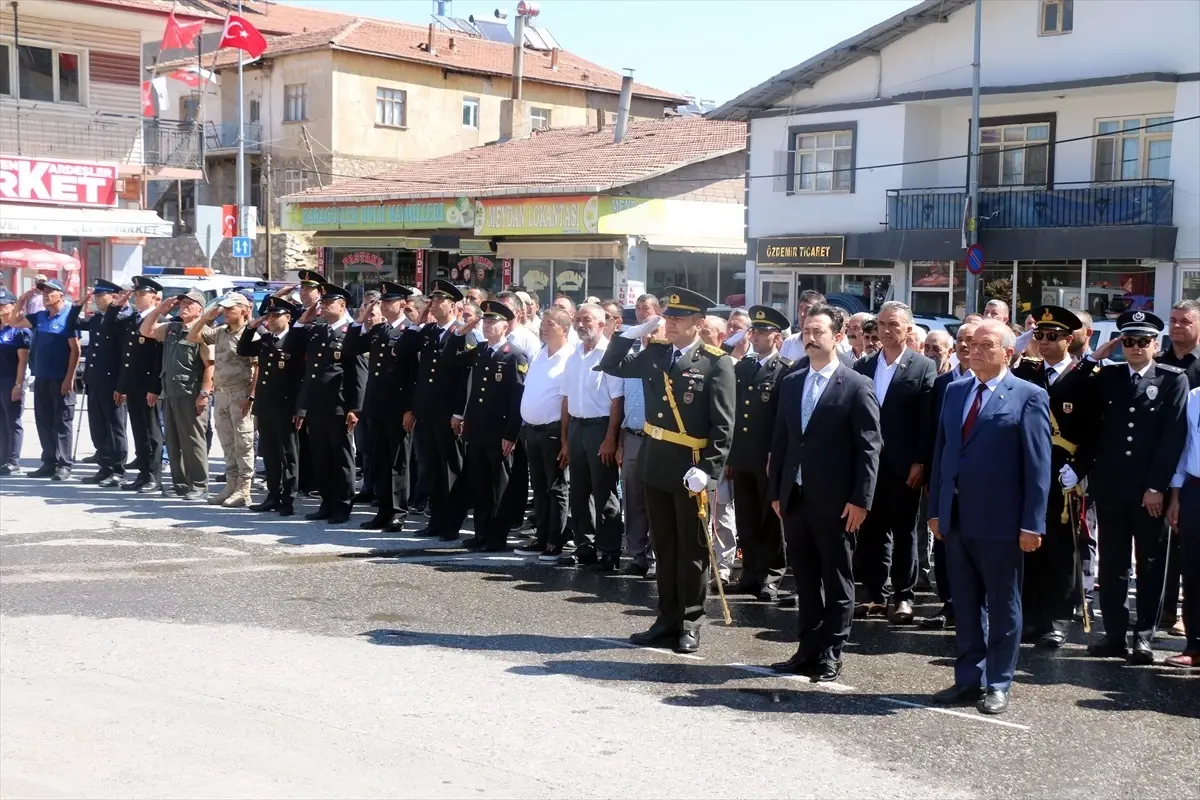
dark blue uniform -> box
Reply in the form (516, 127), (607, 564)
(28, 303), (81, 474)
(116, 281), (166, 491)
(82, 292), (132, 481)
(0, 321), (31, 472)
(238, 313), (304, 514)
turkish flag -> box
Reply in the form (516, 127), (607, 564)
(162, 10), (203, 51)
(218, 14), (268, 59)
(169, 66), (217, 89)
(221, 205), (239, 237)
(141, 81), (155, 116)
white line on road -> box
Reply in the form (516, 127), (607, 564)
(727, 662), (858, 693)
(880, 696), (1031, 730)
(591, 636), (706, 661)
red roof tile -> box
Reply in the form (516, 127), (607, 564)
(71, 0), (359, 34)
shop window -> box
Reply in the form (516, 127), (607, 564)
(518, 259), (553, 297)
(979, 116), (1052, 187)
(647, 250), (719, 301)
(1040, 0), (1073, 35)
(1094, 116), (1172, 181)
(16, 44), (82, 104)
(787, 124), (855, 194)
(1016, 260), (1083, 320)
(587, 258), (615, 303)
(910, 261), (955, 315)
(284, 83), (308, 122)
(553, 259), (588, 305)
(1085, 260), (1154, 318)
(718, 255), (746, 307)
(1181, 270), (1200, 301)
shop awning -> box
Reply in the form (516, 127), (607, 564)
(495, 240), (623, 260)
(643, 234), (746, 256)
(0, 204), (174, 238)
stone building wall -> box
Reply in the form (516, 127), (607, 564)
(143, 231), (315, 279)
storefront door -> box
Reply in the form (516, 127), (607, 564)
(758, 272), (794, 321)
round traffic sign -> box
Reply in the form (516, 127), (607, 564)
(966, 243), (985, 275)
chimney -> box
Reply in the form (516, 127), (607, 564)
(549, 47), (559, 70)
(449, 35), (456, 50)
(425, 23), (437, 55)
(614, 69), (634, 144)
(594, 109), (604, 133)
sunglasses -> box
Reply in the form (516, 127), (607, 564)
(1033, 331), (1067, 342)
(1121, 336), (1153, 349)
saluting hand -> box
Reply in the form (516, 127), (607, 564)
(1093, 334), (1122, 361)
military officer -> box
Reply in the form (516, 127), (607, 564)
(288, 282), (364, 525)
(238, 296), (305, 516)
(598, 286), (736, 654)
(452, 300), (527, 552)
(1058, 310), (1188, 663)
(293, 269), (327, 497)
(726, 305), (791, 601)
(112, 276), (164, 493)
(79, 279), (131, 486)
(1011, 305), (1086, 648)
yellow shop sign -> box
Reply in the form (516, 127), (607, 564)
(474, 196), (600, 236)
(283, 197), (475, 231)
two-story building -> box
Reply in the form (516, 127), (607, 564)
(714, 0), (1200, 319)
(0, 0), (202, 294)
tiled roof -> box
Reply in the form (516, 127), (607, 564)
(71, 0), (360, 34)
(285, 117), (747, 202)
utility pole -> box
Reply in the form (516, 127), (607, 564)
(235, 0), (247, 276)
(964, 0), (983, 314)
(264, 151), (273, 280)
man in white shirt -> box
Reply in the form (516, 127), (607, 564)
(699, 315), (738, 585)
(1165, 385), (1200, 667)
(561, 304), (625, 570)
(780, 290), (856, 369)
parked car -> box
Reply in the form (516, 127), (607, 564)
(1087, 319), (1169, 364)
(913, 313), (962, 339)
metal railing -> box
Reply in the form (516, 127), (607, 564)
(144, 119), (203, 170)
(204, 121), (263, 152)
(887, 179), (1175, 230)
(0, 113), (202, 171)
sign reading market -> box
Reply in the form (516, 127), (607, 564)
(283, 197), (475, 231)
(474, 196), (600, 236)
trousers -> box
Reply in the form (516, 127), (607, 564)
(523, 423), (568, 548)
(567, 418), (622, 555)
(467, 436), (512, 548)
(370, 413), (411, 517)
(33, 377), (74, 468)
(620, 431), (655, 567)
(306, 414), (354, 510)
(86, 385), (127, 471)
(732, 468), (786, 589)
(0, 380), (23, 466)
(1096, 499), (1169, 639)
(163, 394), (208, 491)
(212, 389), (254, 485)
(425, 413), (468, 539)
(858, 473), (922, 603)
(644, 484), (709, 630)
(784, 484), (855, 661)
(1177, 481), (1200, 652)
(127, 397), (163, 481)
(256, 409), (297, 501)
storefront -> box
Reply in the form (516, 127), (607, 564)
(753, 235), (897, 320)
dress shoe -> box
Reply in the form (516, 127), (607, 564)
(1087, 639), (1129, 658)
(136, 481), (162, 495)
(81, 469), (113, 484)
(630, 620), (679, 646)
(918, 612), (954, 630)
(977, 688), (1010, 715)
(726, 580), (761, 597)
(28, 465), (55, 478)
(1128, 636), (1155, 665)
(120, 476), (148, 491)
(756, 585), (780, 602)
(481, 542), (509, 553)
(0, 463), (20, 476)
(538, 544), (564, 561)
(462, 537), (485, 550)
(813, 658), (843, 682)
(51, 467), (71, 481)
(305, 506), (332, 521)
(854, 602), (887, 619)
(1168, 619), (1187, 638)
(559, 549), (598, 566)
(777, 594), (798, 609)
(352, 490), (376, 505)
(124, 459), (138, 471)
(770, 652), (819, 675)
(182, 488), (207, 501)
(931, 684), (985, 705)
(594, 553), (621, 572)
(674, 629), (700, 654)
(250, 497), (280, 512)
(360, 515), (394, 530)
(413, 526), (441, 538)
(622, 562), (649, 577)
(384, 518), (408, 533)
(1163, 651), (1200, 668)
(891, 600), (915, 625)
(277, 502), (295, 517)
(1038, 629), (1067, 649)
(327, 509), (352, 525)
(98, 472), (124, 488)
(438, 532), (461, 542)
(82, 454), (99, 464)
(644, 564), (657, 580)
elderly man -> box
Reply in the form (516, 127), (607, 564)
(601, 300), (624, 340)
(552, 294), (576, 317)
(906, 325), (927, 352)
(983, 299), (1011, 326)
(924, 330), (954, 375)
(844, 312), (875, 360)
(0, 289), (31, 476)
(699, 314), (739, 586)
(518, 291), (541, 334)
(724, 309), (751, 359)
(616, 293), (662, 578)
(497, 290), (540, 359)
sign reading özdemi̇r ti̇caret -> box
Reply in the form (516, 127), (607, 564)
(0, 155), (119, 208)
(474, 196), (600, 236)
(756, 235), (846, 267)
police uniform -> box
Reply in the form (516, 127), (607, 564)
(455, 301), (527, 551)
(1059, 310), (1189, 661)
(115, 276), (165, 492)
(727, 305), (791, 600)
(287, 282), (365, 524)
(0, 288), (31, 474)
(598, 287), (736, 653)
(1011, 305), (1086, 646)
(295, 269), (326, 496)
(80, 279), (131, 485)
(25, 278), (82, 478)
(345, 281), (419, 532)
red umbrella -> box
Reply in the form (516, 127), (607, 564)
(0, 240), (81, 272)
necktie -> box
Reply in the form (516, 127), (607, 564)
(670, 348), (682, 370)
(801, 374), (823, 433)
(1045, 366), (1056, 386)
(962, 382), (986, 442)
(1131, 371), (1141, 388)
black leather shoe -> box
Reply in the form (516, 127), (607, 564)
(931, 684), (985, 705)
(481, 542), (509, 553)
(28, 465), (55, 478)
(305, 506), (332, 521)
(770, 652), (819, 675)
(813, 658), (842, 682)
(327, 509), (351, 525)
(593, 554), (621, 572)
(630, 620), (679, 646)
(51, 468), (71, 481)
(124, 459), (138, 471)
(384, 518), (408, 533)
(413, 526), (441, 538)
(977, 688), (1010, 715)
(1129, 636), (1155, 665)
(249, 497), (280, 512)
(756, 585), (780, 603)
(777, 593), (798, 610)
(360, 515), (394, 530)
(81, 469), (112, 484)
(277, 502), (295, 517)
(82, 454), (99, 464)
(622, 562), (649, 577)
(1038, 630), (1067, 649)
(674, 629), (700, 654)
(121, 476), (148, 491)
(352, 490), (376, 505)
(462, 537), (485, 550)
(918, 613), (953, 630)
(1087, 639), (1129, 658)
(98, 472), (124, 488)
(438, 532), (460, 542)
(559, 549), (598, 566)
(136, 481), (162, 495)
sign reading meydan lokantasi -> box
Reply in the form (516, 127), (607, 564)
(0, 155), (119, 208)
(474, 196), (600, 236)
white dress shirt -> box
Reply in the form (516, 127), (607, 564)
(1130, 362), (1153, 380)
(520, 344), (569, 426)
(794, 359), (840, 487)
(779, 330), (806, 362)
(563, 336), (623, 418)
(1043, 354), (1073, 385)
(507, 323), (540, 360)
(962, 368), (1007, 424)
(873, 347), (906, 405)
(1171, 386), (1200, 487)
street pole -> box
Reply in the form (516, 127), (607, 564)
(264, 151), (273, 280)
(963, 0), (983, 314)
(235, 0), (246, 276)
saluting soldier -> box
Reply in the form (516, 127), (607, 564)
(726, 305), (791, 602)
(1058, 310), (1188, 663)
(1011, 305), (1086, 648)
(599, 287), (736, 654)
(291, 269), (327, 497)
(113, 276), (165, 493)
(238, 296), (305, 516)
(80, 279), (131, 486)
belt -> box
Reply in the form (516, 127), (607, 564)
(524, 420), (559, 432)
(622, 427), (645, 438)
(1187, 475), (1200, 487)
(643, 423), (708, 449)
(214, 384), (252, 394)
(570, 415), (608, 426)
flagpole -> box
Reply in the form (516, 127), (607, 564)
(235, 0), (247, 276)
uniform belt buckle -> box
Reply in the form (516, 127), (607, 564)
(650, 426), (663, 441)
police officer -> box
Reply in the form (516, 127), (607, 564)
(1011, 305), (1086, 648)
(77, 279), (132, 486)
(1059, 310), (1188, 663)
(599, 287), (736, 654)
(288, 282), (364, 525)
(238, 296), (305, 516)
(0, 288), (31, 475)
(726, 305), (791, 602)
(292, 269), (327, 497)
(113, 276), (165, 493)
(452, 300), (527, 552)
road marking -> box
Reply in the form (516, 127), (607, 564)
(727, 662), (857, 693)
(881, 697), (1031, 730)
(591, 636), (706, 661)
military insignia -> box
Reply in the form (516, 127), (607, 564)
(669, 293), (681, 305)
(1041, 308), (1054, 323)
(683, 391), (693, 404)
(517, 363), (528, 374)
(278, 360), (286, 369)
(334, 351), (342, 360)
(495, 371), (503, 382)
(138, 336), (146, 343)
(761, 392), (771, 402)
(1147, 386), (1158, 400)
(754, 309), (766, 320)
(1132, 310), (1145, 322)
(1062, 402), (1073, 414)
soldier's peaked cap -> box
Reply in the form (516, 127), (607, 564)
(480, 300), (515, 321)
(1117, 309), (1164, 337)
(1029, 305), (1083, 333)
(297, 269), (327, 287)
(265, 295), (301, 316)
(319, 282), (351, 302)
(662, 286), (715, 318)
(428, 279), (464, 302)
(378, 281), (413, 301)
(133, 275), (163, 293)
(747, 305), (789, 331)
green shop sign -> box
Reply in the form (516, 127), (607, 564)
(284, 197), (474, 231)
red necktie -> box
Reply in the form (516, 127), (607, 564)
(962, 383), (986, 443)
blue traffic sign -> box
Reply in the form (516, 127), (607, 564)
(966, 242), (985, 275)
(231, 236), (253, 259)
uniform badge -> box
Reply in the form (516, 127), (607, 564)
(138, 336), (146, 343)
(278, 360), (286, 369)
(683, 391), (694, 404)
(334, 351), (342, 360)
(1147, 386), (1158, 400)
(761, 392), (771, 402)
(495, 371), (503, 382)
(1062, 402), (1073, 414)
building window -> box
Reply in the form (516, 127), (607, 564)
(462, 97), (479, 129)
(1094, 116), (1172, 181)
(249, 99), (261, 123)
(284, 169), (306, 196)
(531, 107), (551, 130)
(284, 83), (308, 122)
(1040, 0), (1073, 35)
(376, 87), (407, 128)
(0, 44), (10, 95)
(979, 118), (1051, 187)
(13, 43), (82, 104)
(785, 123), (856, 194)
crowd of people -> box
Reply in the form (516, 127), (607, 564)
(1, 272), (1198, 717)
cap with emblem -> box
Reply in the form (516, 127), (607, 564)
(480, 300), (515, 321)
(378, 281), (414, 301)
(133, 275), (163, 293)
(1029, 305), (1083, 332)
(747, 304), (789, 332)
(514, 290), (533, 306)
(1117, 309), (1164, 337)
(297, 269), (327, 287)
(661, 285), (715, 318)
(0, 288), (16, 305)
(428, 279), (464, 303)
(36, 278), (67, 293)
(264, 295), (300, 316)
(319, 282), (351, 303)
(92, 278), (122, 295)
(216, 291), (251, 309)
(176, 290), (206, 306)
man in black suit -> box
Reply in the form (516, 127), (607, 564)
(852, 301), (937, 624)
(113, 276), (164, 494)
(768, 304), (882, 682)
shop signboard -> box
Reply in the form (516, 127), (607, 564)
(282, 197), (475, 231)
(756, 236), (845, 267)
(0, 155), (119, 208)
(474, 196), (600, 236)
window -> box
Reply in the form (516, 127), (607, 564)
(979, 119), (1051, 187)
(462, 96), (479, 129)
(785, 124), (856, 193)
(179, 94), (200, 122)
(530, 107), (551, 130)
(13, 43), (82, 104)
(376, 87), (407, 127)
(1040, 0), (1073, 35)
(0, 44), (9, 96)
(249, 99), (261, 123)
(284, 83), (308, 122)
(1094, 116), (1172, 181)
(284, 169), (306, 196)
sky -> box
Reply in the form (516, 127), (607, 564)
(286, 0), (921, 104)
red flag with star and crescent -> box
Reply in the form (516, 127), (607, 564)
(218, 13), (268, 59)
(161, 10), (204, 51)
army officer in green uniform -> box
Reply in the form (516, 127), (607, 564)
(599, 286), (735, 653)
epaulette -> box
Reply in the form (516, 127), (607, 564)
(1019, 355), (1044, 364)
(702, 343), (727, 358)
(517, 362), (528, 374)
(465, 343), (476, 351)
(778, 356), (793, 367)
(1158, 363), (1184, 374)
(648, 337), (669, 346)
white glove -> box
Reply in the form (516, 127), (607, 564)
(1059, 464), (1078, 490)
(723, 329), (745, 347)
(683, 466), (708, 493)
(620, 314), (661, 340)
(1014, 328), (1035, 354)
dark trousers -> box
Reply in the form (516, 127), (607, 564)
(1096, 499), (1169, 639)
(370, 414), (410, 518)
(1177, 481), (1200, 651)
(297, 426), (314, 492)
(306, 414), (354, 511)
(644, 484), (708, 631)
(523, 423), (568, 548)
(127, 397), (163, 481)
(945, 530), (1024, 692)
(933, 537), (954, 614)
(33, 377), (74, 468)
(0, 379), (23, 466)
(732, 469), (786, 590)
(1023, 486), (1079, 634)
(466, 436), (511, 548)
(257, 411), (298, 502)
(86, 385), (127, 472)
(410, 421), (433, 506)
(1162, 530), (1181, 624)
(500, 438), (529, 528)
(567, 418), (622, 556)
(355, 417), (374, 494)
(783, 484), (855, 661)
(858, 473), (921, 603)
(425, 415), (469, 539)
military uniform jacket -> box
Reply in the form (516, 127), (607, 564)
(84, 304), (132, 392)
(115, 309), (163, 396)
(345, 321), (419, 418)
(599, 336), (736, 492)
(287, 319), (365, 417)
(1012, 356), (1085, 474)
(413, 323), (470, 421)
(455, 340), (527, 443)
(1058, 358), (1188, 502)
(727, 352), (790, 472)
(237, 325), (303, 415)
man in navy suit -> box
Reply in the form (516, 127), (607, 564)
(767, 305), (882, 682)
(929, 319), (1051, 715)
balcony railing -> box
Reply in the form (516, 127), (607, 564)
(887, 180), (1175, 231)
(0, 113), (202, 171)
(144, 119), (203, 171)
(204, 122), (263, 153)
